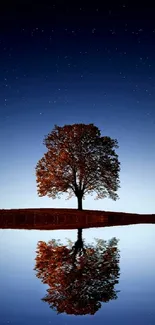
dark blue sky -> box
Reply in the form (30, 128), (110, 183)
(0, 2), (155, 213)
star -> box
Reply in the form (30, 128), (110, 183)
(92, 28), (96, 34)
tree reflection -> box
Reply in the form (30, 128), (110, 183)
(34, 229), (120, 315)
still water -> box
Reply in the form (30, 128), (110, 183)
(0, 224), (155, 324)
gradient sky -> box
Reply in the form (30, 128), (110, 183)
(0, 3), (155, 213)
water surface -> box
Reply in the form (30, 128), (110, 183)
(0, 224), (155, 324)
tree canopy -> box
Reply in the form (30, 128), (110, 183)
(36, 123), (120, 209)
(34, 234), (120, 315)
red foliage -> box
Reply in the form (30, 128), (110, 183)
(36, 123), (120, 207)
(34, 236), (120, 315)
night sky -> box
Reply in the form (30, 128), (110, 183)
(0, 2), (155, 213)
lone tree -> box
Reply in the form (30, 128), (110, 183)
(36, 123), (120, 210)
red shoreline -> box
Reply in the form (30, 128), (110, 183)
(0, 208), (155, 230)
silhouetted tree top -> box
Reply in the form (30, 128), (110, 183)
(34, 235), (120, 315)
(36, 123), (120, 209)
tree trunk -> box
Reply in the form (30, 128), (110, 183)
(77, 228), (82, 242)
(77, 195), (82, 210)
(72, 228), (83, 263)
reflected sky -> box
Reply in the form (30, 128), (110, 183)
(0, 224), (155, 324)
